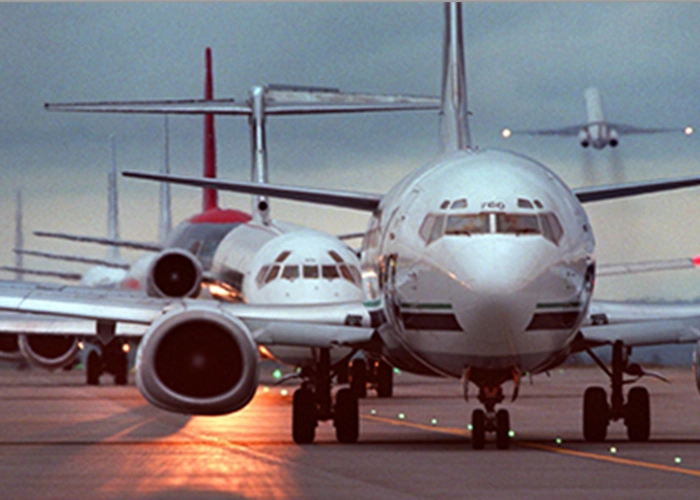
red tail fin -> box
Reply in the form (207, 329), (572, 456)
(203, 47), (218, 211)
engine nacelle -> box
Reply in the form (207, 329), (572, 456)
(146, 249), (203, 298)
(693, 341), (700, 396)
(135, 306), (259, 415)
(609, 129), (619, 148)
(18, 334), (80, 370)
(578, 129), (591, 148)
(0, 334), (24, 362)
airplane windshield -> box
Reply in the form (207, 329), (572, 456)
(420, 211), (563, 245)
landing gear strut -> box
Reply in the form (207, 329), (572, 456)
(583, 341), (651, 442)
(292, 348), (359, 445)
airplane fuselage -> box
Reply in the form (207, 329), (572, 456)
(362, 149), (596, 381)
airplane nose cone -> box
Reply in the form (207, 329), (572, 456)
(445, 240), (547, 347)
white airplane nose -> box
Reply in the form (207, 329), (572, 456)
(445, 240), (547, 348)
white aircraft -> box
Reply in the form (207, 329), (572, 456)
(5, 3), (700, 450)
(501, 86), (693, 149)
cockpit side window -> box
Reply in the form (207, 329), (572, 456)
(322, 265), (340, 280)
(428, 215), (445, 244)
(264, 265), (281, 284)
(256, 265), (271, 288)
(540, 212), (564, 245)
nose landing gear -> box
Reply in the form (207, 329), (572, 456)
(470, 385), (511, 450)
(292, 348), (360, 445)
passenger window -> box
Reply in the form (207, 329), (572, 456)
(322, 265), (340, 280)
(281, 265), (300, 281)
(496, 214), (540, 235)
(445, 214), (489, 236)
(303, 265), (319, 279)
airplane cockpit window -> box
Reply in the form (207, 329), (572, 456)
(540, 212), (564, 244)
(255, 265), (271, 288)
(275, 251), (291, 263)
(517, 198), (534, 209)
(328, 250), (344, 263)
(495, 213), (540, 235)
(440, 200), (450, 210)
(281, 265), (300, 281)
(450, 198), (468, 209)
(303, 265), (319, 279)
(322, 265), (340, 280)
(445, 214), (489, 236)
(264, 265), (281, 284)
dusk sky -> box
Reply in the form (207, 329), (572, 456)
(2, 2), (700, 301)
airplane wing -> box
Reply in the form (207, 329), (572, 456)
(503, 125), (584, 137)
(0, 280), (377, 349)
(597, 256), (700, 277)
(123, 170), (700, 212)
(578, 300), (700, 348)
(0, 312), (146, 337)
(34, 231), (163, 252)
(609, 123), (691, 135)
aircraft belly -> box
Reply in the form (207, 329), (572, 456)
(263, 345), (352, 368)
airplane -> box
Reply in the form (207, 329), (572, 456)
(500, 86), (694, 149)
(6, 3), (700, 450)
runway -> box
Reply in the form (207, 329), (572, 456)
(1, 364), (700, 499)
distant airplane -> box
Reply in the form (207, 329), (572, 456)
(501, 86), (693, 149)
(7, 3), (700, 452)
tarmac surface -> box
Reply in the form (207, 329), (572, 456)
(1, 363), (700, 499)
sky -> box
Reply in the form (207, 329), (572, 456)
(2, 2), (700, 302)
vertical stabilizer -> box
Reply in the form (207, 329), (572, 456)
(583, 87), (605, 124)
(107, 135), (121, 263)
(440, 2), (472, 153)
(14, 190), (23, 282)
(203, 47), (218, 211)
(159, 116), (172, 244)
(249, 85), (271, 225)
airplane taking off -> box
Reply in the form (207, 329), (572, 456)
(501, 86), (693, 149)
(7, 3), (700, 450)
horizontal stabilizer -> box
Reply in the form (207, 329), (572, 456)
(45, 89), (440, 116)
(598, 256), (700, 277)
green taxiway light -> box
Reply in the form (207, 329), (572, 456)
(272, 369), (283, 380)
(398, 413), (406, 420)
(431, 418), (437, 426)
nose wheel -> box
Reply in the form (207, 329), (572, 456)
(292, 348), (360, 445)
(471, 386), (511, 450)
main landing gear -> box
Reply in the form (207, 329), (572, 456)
(348, 357), (394, 399)
(583, 340), (656, 442)
(292, 348), (360, 445)
(85, 339), (130, 386)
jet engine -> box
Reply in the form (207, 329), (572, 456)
(135, 305), (259, 415)
(0, 334), (24, 362)
(608, 129), (619, 148)
(578, 129), (591, 148)
(18, 334), (80, 370)
(146, 248), (203, 298)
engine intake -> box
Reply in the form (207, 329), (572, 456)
(136, 306), (259, 415)
(147, 249), (203, 298)
(19, 334), (80, 370)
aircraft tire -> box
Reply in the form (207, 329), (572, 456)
(334, 388), (359, 443)
(86, 350), (101, 386)
(350, 358), (367, 398)
(625, 386), (650, 442)
(583, 386), (609, 442)
(471, 409), (486, 450)
(375, 360), (393, 398)
(496, 409), (510, 450)
(292, 388), (316, 445)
